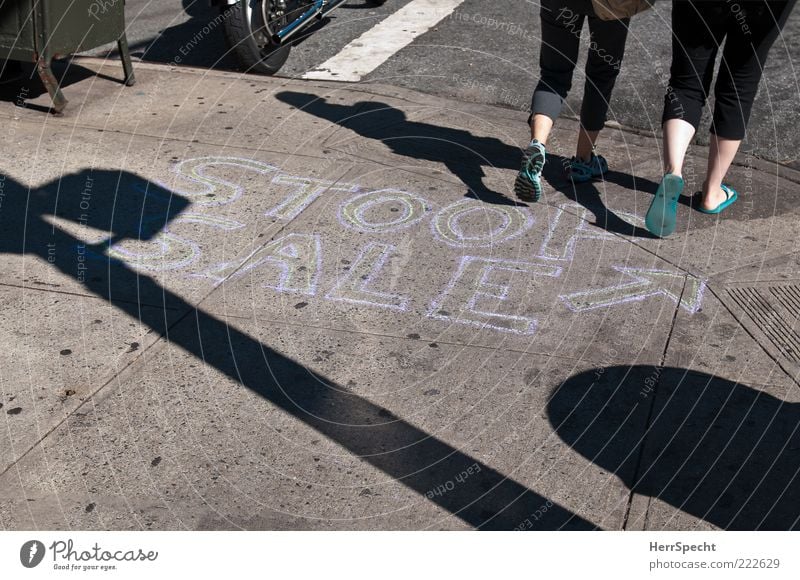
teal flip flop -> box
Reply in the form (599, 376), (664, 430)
(698, 184), (738, 214)
(645, 173), (685, 238)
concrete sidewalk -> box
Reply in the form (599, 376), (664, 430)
(0, 58), (798, 530)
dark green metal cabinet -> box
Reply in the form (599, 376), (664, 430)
(0, 0), (135, 112)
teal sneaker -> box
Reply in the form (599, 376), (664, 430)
(568, 153), (608, 183)
(514, 139), (546, 202)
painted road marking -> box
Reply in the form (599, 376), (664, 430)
(302, 0), (467, 82)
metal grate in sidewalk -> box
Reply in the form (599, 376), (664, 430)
(727, 284), (800, 365)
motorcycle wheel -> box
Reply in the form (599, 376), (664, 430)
(222, 0), (293, 75)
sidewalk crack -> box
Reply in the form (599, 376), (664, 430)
(621, 277), (686, 530)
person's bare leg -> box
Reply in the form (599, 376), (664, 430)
(663, 118), (696, 177)
(702, 133), (741, 210)
(576, 127), (600, 162)
(530, 113), (554, 144)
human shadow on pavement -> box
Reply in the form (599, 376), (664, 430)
(0, 169), (594, 530)
(276, 90), (530, 207)
(541, 153), (659, 239)
(548, 365), (800, 530)
(276, 90), (667, 233)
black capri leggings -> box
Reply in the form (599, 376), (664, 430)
(532, 0), (630, 132)
(663, 0), (795, 140)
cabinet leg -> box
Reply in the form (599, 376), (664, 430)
(36, 58), (67, 114)
(118, 34), (136, 86)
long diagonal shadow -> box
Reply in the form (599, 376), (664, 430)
(0, 170), (595, 530)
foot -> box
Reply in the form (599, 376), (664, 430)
(698, 183), (738, 214)
(514, 139), (546, 202)
(700, 185), (729, 212)
(569, 153), (608, 183)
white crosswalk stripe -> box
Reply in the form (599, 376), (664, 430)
(301, 0), (467, 82)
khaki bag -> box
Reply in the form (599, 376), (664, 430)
(591, 0), (653, 20)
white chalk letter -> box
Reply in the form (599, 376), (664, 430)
(428, 256), (561, 334)
(266, 175), (358, 221)
(433, 199), (532, 248)
(339, 189), (429, 233)
(205, 233), (321, 294)
(325, 242), (409, 311)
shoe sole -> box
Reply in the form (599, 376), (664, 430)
(569, 171), (600, 184)
(645, 174), (684, 237)
(514, 148), (545, 202)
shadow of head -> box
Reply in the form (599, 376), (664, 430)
(0, 169), (189, 253)
(547, 365), (800, 530)
(277, 91), (406, 135)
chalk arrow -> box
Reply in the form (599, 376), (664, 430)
(560, 267), (706, 314)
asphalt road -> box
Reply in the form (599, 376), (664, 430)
(95, 0), (800, 163)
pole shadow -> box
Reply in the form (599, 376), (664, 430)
(548, 365), (800, 530)
(0, 169), (594, 530)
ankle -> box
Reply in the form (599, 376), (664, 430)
(664, 164), (682, 178)
(703, 182), (724, 197)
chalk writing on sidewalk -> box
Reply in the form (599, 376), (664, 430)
(427, 256), (561, 335)
(539, 202), (644, 262)
(340, 189), (429, 232)
(106, 156), (704, 335)
(325, 242), (410, 311)
(560, 267), (706, 314)
(432, 199), (533, 248)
